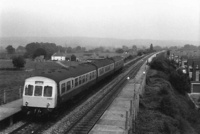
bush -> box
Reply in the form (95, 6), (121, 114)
(159, 95), (179, 117)
(137, 51), (143, 56)
(158, 86), (170, 96)
(149, 59), (171, 74)
(12, 56), (26, 69)
(169, 71), (190, 95)
(150, 56), (190, 95)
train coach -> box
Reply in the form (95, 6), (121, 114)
(22, 57), (124, 114)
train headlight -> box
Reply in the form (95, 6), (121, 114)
(47, 103), (50, 108)
(183, 70), (186, 74)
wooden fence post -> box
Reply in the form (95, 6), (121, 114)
(125, 111), (128, 131)
(133, 109), (136, 133)
(19, 86), (22, 98)
(130, 100), (133, 134)
(4, 89), (6, 104)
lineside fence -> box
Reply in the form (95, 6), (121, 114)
(125, 63), (149, 134)
(0, 86), (22, 105)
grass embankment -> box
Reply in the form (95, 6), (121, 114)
(136, 57), (200, 134)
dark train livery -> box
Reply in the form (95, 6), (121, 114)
(22, 57), (124, 114)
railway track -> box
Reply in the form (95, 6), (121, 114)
(7, 54), (150, 134)
(50, 58), (145, 134)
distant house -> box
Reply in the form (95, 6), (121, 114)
(187, 58), (200, 93)
(51, 52), (67, 61)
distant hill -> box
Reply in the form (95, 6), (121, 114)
(0, 36), (199, 49)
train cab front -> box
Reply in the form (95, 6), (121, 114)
(22, 77), (57, 115)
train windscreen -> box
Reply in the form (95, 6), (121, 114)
(44, 86), (52, 97)
(25, 85), (33, 96)
(34, 86), (42, 96)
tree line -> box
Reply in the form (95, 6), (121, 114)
(5, 43), (88, 60)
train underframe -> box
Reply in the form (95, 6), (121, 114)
(22, 106), (54, 116)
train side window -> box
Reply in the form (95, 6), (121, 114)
(92, 72), (94, 78)
(25, 85), (33, 96)
(79, 76), (82, 85)
(34, 86), (42, 96)
(67, 81), (71, 91)
(82, 75), (85, 83)
(92, 72), (95, 78)
(44, 86), (52, 97)
(85, 74), (88, 82)
(61, 83), (65, 94)
(75, 78), (78, 87)
(90, 73), (92, 79)
(87, 74), (90, 81)
(94, 71), (96, 78)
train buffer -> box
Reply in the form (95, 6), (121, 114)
(0, 99), (22, 126)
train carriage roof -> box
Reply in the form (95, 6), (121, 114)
(91, 58), (114, 68)
(30, 58), (117, 83)
(110, 56), (124, 62)
(32, 63), (96, 83)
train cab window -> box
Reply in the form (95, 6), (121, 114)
(75, 78), (78, 87)
(44, 86), (52, 97)
(79, 76), (82, 85)
(34, 86), (42, 96)
(67, 81), (71, 91)
(25, 85), (33, 96)
(61, 83), (65, 94)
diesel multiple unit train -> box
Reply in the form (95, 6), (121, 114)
(22, 57), (124, 114)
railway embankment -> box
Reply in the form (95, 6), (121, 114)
(136, 56), (200, 134)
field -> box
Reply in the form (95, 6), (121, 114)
(0, 71), (29, 104)
(0, 59), (67, 104)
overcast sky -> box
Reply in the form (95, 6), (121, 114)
(0, 0), (200, 41)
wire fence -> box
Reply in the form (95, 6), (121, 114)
(0, 86), (22, 105)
